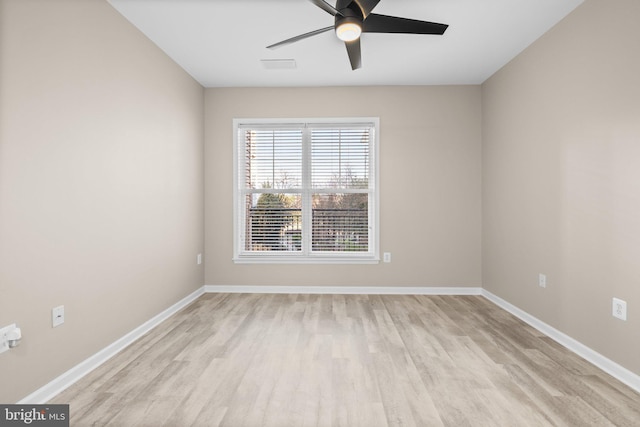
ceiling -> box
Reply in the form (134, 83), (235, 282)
(107, 0), (583, 88)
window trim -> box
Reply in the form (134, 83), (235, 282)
(232, 117), (380, 264)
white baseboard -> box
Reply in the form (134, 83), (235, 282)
(18, 286), (205, 404)
(204, 285), (482, 295)
(481, 289), (640, 394)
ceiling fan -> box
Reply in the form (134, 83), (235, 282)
(266, 0), (449, 70)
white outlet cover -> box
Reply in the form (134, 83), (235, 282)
(0, 323), (17, 354)
(538, 274), (547, 288)
(612, 298), (627, 321)
(52, 305), (65, 327)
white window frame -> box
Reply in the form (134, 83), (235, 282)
(233, 117), (380, 264)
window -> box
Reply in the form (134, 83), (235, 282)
(233, 118), (379, 263)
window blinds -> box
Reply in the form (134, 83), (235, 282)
(235, 119), (377, 262)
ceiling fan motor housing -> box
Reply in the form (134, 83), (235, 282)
(335, 6), (363, 27)
(335, 7), (363, 41)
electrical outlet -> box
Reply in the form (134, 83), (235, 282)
(538, 273), (547, 288)
(383, 252), (391, 263)
(52, 305), (65, 327)
(612, 298), (627, 321)
(0, 323), (17, 354)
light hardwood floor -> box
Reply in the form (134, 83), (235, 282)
(51, 294), (640, 426)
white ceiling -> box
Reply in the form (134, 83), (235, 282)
(107, 0), (583, 88)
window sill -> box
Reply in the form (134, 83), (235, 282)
(233, 255), (380, 265)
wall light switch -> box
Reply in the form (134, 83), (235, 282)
(383, 252), (391, 263)
(197, 253), (202, 265)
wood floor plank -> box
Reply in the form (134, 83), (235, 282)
(51, 294), (640, 426)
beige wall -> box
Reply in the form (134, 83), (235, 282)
(0, 0), (204, 402)
(482, 0), (640, 374)
(205, 86), (482, 287)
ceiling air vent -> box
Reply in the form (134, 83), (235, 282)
(260, 59), (297, 70)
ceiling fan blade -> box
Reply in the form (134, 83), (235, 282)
(363, 13), (448, 35)
(308, 0), (342, 16)
(351, 0), (380, 18)
(267, 26), (334, 49)
(345, 38), (361, 70)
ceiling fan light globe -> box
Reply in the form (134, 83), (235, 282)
(336, 22), (362, 42)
